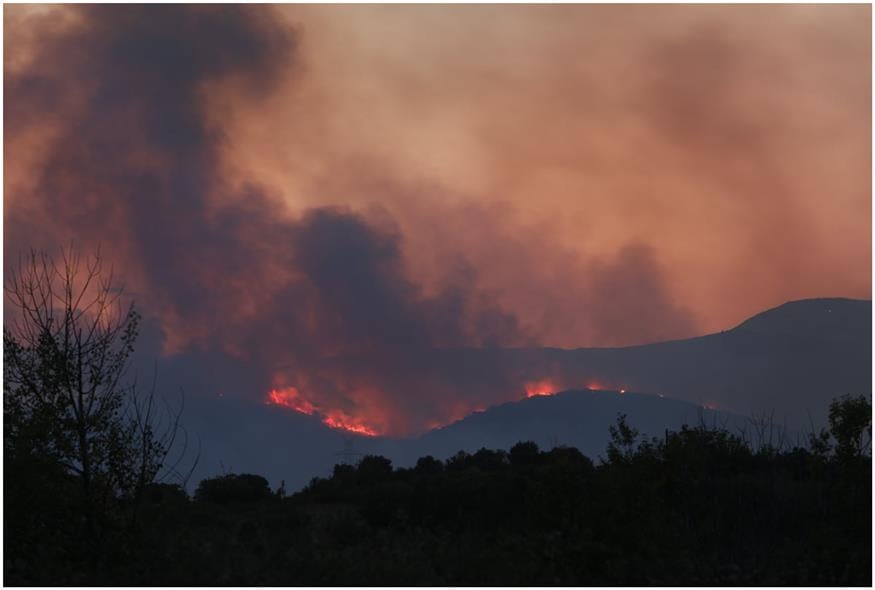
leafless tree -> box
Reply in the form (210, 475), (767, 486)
(4, 247), (192, 550)
(744, 409), (789, 454)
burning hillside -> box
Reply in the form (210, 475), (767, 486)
(267, 371), (630, 437)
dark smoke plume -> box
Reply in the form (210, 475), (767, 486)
(6, 5), (702, 435)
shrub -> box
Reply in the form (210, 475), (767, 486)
(194, 473), (272, 504)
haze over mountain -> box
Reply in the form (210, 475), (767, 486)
(5, 6), (870, 585)
(479, 297), (871, 427)
(173, 297), (870, 491)
(7, 4), (871, 441)
(386, 389), (756, 466)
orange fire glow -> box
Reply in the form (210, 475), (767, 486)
(525, 378), (558, 398)
(269, 375), (625, 437)
(321, 413), (379, 437)
(267, 386), (316, 415)
(266, 386), (380, 436)
(525, 377), (624, 398)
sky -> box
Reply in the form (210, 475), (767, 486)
(4, 4), (871, 436)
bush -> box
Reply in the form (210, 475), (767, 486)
(142, 483), (189, 505)
(356, 455), (393, 483)
(194, 474), (272, 504)
(509, 441), (540, 466)
(414, 455), (444, 475)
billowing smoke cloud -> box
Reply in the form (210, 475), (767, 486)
(5, 5), (868, 435)
(228, 4), (869, 338)
(6, 5), (295, 346)
(4, 5), (533, 435)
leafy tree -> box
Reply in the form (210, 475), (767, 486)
(414, 455), (444, 475)
(332, 463), (356, 479)
(471, 447), (508, 471)
(605, 413), (639, 464)
(356, 455), (393, 483)
(275, 479), (287, 499)
(544, 445), (593, 470)
(142, 482), (189, 505)
(827, 394), (871, 460)
(4, 248), (184, 552)
(509, 441), (540, 466)
(808, 426), (833, 458)
(445, 450), (472, 472)
(194, 473), (272, 504)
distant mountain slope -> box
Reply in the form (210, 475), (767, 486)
(178, 395), (357, 492)
(446, 298), (871, 429)
(175, 298), (870, 491)
(734, 298), (867, 338)
(391, 389), (754, 465)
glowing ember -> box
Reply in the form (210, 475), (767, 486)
(266, 387), (379, 436)
(269, 376), (625, 437)
(267, 386), (316, 415)
(322, 414), (379, 437)
(525, 378), (558, 398)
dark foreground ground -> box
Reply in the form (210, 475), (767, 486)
(6, 410), (871, 587)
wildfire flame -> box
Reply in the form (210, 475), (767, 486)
(267, 386), (316, 415)
(269, 376), (631, 437)
(266, 386), (379, 436)
(525, 378), (557, 398)
(524, 377), (632, 398)
(321, 414), (379, 437)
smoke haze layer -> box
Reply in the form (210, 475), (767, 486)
(5, 5), (870, 435)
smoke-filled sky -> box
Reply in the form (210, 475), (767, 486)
(4, 5), (871, 436)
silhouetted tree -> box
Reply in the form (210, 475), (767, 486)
(509, 441), (540, 466)
(471, 448), (508, 471)
(356, 455), (393, 483)
(544, 445), (593, 470)
(414, 455), (444, 475)
(194, 473), (272, 504)
(828, 394), (872, 461)
(275, 479), (287, 499)
(4, 248), (184, 557)
(332, 463), (356, 479)
(605, 413), (639, 464)
(142, 482), (189, 505)
(445, 450), (472, 472)
(808, 427), (833, 458)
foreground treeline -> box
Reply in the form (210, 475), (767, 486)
(3, 251), (873, 585)
(7, 397), (872, 585)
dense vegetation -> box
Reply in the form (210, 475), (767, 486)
(3, 250), (871, 585)
(6, 396), (871, 586)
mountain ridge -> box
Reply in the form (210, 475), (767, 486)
(174, 297), (870, 490)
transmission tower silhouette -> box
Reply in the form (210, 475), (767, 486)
(335, 436), (363, 466)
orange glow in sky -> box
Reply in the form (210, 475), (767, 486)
(5, 4), (870, 439)
(266, 387), (379, 436)
(525, 378), (559, 398)
(321, 413), (379, 437)
(267, 387), (316, 415)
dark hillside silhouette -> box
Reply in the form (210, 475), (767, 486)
(462, 298), (871, 428)
(158, 298), (871, 492)
(399, 389), (755, 466)
(5, 392), (870, 585)
(3, 252), (870, 585)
